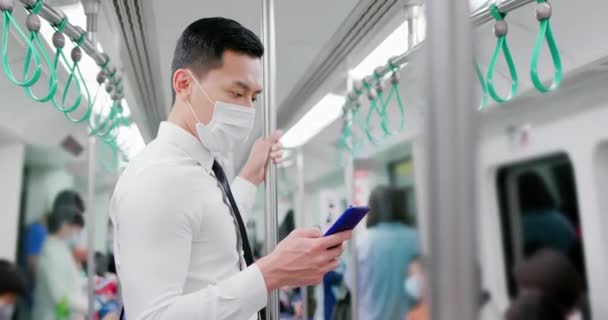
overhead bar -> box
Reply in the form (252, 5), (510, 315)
(342, 0), (536, 111)
(17, 0), (123, 90)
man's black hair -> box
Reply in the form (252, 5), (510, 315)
(170, 17), (264, 103)
(48, 206), (82, 234)
(367, 186), (412, 228)
(0, 259), (27, 296)
(52, 190), (85, 214)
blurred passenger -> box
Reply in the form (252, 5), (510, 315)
(405, 256), (428, 320)
(0, 260), (27, 320)
(23, 190), (85, 275)
(345, 186), (420, 320)
(32, 206), (87, 320)
(323, 268), (342, 320)
(518, 172), (576, 255)
(507, 249), (583, 320)
(22, 213), (49, 278)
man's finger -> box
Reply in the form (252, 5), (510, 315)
(269, 130), (283, 143)
(319, 230), (352, 249)
(291, 228), (323, 238)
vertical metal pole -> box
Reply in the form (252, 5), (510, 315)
(261, 0), (279, 318)
(342, 110), (358, 320)
(84, 1), (100, 319)
(405, 5), (420, 49)
(424, 0), (479, 319)
(295, 149), (309, 320)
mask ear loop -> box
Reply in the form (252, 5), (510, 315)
(185, 99), (203, 123)
(186, 69), (215, 104)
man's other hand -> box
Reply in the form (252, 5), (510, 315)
(240, 130), (283, 185)
(255, 228), (353, 292)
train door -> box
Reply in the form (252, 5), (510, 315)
(496, 153), (590, 318)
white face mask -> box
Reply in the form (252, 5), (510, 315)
(67, 231), (80, 248)
(405, 275), (422, 300)
(0, 303), (14, 320)
(186, 70), (256, 155)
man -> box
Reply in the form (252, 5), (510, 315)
(0, 259), (27, 320)
(110, 17), (351, 320)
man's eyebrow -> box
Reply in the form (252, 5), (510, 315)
(234, 81), (262, 94)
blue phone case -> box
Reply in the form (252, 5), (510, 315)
(324, 206), (370, 236)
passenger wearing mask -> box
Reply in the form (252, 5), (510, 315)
(32, 206), (87, 320)
(110, 17), (351, 320)
(518, 172), (576, 255)
(22, 190), (85, 298)
(405, 256), (428, 320)
(345, 186), (420, 320)
(0, 260), (27, 320)
(506, 249), (583, 320)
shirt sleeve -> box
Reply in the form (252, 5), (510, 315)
(114, 170), (267, 320)
(25, 224), (45, 256)
(230, 176), (258, 222)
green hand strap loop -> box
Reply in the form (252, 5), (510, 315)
(530, 0), (562, 93)
(75, 32), (86, 46)
(100, 141), (119, 172)
(50, 49), (82, 112)
(487, 4), (518, 103)
(28, 0), (44, 14)
(53, 18), (67, 32)
(2, 11), (42, 87)
(63, 62), (92, 123)
(380, 81), (406, 136)
(24, 31), (58, 102)
(362, 81), (383, 145)
(88, 87), (113, 134)
(475, 63), (489, 109)
(99, 59), (109, 70)
(90, 101), (119, 138)
(348, 105), (365, 155)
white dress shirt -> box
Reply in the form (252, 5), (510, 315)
(109, 121), (267, 320)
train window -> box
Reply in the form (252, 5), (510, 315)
(496, 153), (589, 300)
(388, 158), (418, 221)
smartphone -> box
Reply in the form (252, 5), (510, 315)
(323, 206), (369, 236)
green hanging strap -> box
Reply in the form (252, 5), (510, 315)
(487, 4), (518, 103)
(63, 33), (93, 123)
(99, 139), (119, 172)
(90, 99), (117, 137)
(49, 20), (83, 113)
(88, 84), (111, 132)
(362, 79), (383, 145)
(1, 3), (42, 87)
(380, 69), (405, 136)
(530, 0), (562, 93)
(475, 62), (489, 109)
(23, 2), (58, 102)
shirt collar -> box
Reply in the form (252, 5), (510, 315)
(157, 121), (214, 172)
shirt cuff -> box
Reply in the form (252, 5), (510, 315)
(218, 264), (268, 317)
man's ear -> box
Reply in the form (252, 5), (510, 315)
(173, 69), (191, 100)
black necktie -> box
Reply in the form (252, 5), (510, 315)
(120, 162), (266, 320)
(212, 160), (266, 320)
